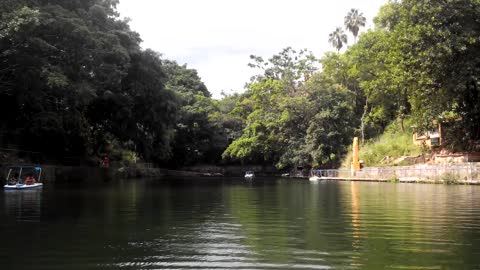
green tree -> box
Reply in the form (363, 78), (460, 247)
(302, 75), (357, 168)
(162, 60), (233, 167)
(0, 0), (180, 164)
(317, 52), (368, 141)
(360, 0), (480, 149)
(347, 29), (408, 132)
(248, 47), (317, 96)
(224, 48), (320, 168)
(223, 79), (287, 165)
(397, 0), (480, 148)
(224, 48), (358, 169)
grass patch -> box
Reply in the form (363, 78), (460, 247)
(388, 175), (399, 183)
(341, 119), (425, 168)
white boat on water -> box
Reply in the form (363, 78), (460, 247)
(4, 166), (44, 190)
(4, 182), (43, 190)
(244, 171), (255, 179)
(309, 169), (324, 181)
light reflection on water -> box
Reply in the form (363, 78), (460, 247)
(3, 189), (42, 222)
(1, 179), (480, 269)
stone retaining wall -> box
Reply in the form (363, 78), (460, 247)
(314, 163), (480, 183)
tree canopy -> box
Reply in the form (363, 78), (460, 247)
(0, 0), (212, 166)
(2, 0), (479, 170)
(224, 0), (480, 169)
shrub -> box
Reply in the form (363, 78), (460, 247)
(441, 172), (460, 184)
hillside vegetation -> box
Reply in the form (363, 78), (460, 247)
(342, 120), (425, 168)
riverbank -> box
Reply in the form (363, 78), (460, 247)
(314, 176), (480, 185)
(4, 162), (479, 185)
(311, 163), (480, 185)
(1, 164), (269, 183)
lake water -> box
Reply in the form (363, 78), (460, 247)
(1, 178), (480, 269)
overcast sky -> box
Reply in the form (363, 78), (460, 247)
(117, 0), (388, 98)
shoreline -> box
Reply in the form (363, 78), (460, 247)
(3, 163), (480, 185)
(310, 177), (480, 185)
(309, 163), (480, 185)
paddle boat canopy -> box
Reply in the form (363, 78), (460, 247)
(4, 166), (43, 190)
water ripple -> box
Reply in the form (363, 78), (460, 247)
(2, 180), (480, 269)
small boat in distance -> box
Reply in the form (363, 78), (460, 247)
(309, 169), (323, 181)
(4, 166), (43, 190)
(244, 171), (255, 179)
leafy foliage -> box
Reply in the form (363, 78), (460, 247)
(225, 0), (480, 169)
(0, 1), (177, 163)
(0, 0), (240, 167)
(223, 49), (357, 169)
(364, 0), (480, 149)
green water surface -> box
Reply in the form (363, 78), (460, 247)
(1, 178), (480, 269)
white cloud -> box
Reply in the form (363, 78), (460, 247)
(117, 0), (388, 98)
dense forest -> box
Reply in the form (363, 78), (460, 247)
(1, 0), (479, 169)
(0, 0), (234, 167)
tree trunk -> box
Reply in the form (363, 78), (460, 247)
(398, 115), (405, 132)
(360, 99), (368, 144)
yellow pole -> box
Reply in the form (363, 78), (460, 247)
(351, 137), (360, 175)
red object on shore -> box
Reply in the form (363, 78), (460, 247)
(102, 155), (110, 168)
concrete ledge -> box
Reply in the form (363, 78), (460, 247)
(315, 177), (480, 185)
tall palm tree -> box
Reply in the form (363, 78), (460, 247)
(328, 27), (348, 52)
(344, 8), (366, 43)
